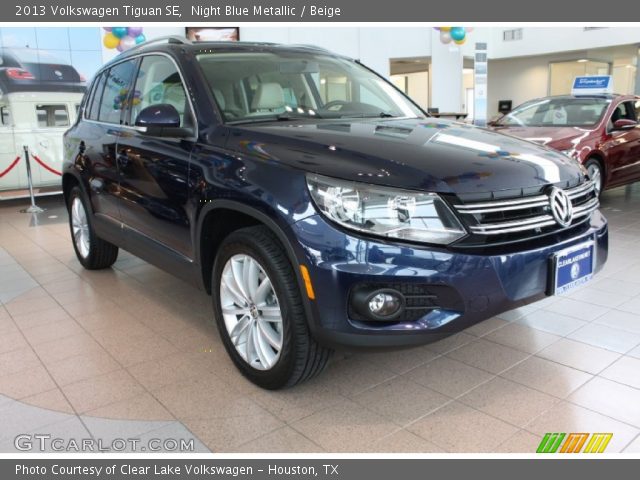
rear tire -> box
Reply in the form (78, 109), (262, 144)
(68, 186), (118, 270)
(211, 225), (332, 389)
(585, 158), (604, 197)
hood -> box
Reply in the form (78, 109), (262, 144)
(491, 125), (595, 150)
(226, 118), (585, 195)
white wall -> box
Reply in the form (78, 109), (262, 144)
(490, 27), (640, 59)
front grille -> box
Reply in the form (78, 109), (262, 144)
(452, 181), (599, 244)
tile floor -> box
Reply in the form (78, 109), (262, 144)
(0, 186), (640, 453)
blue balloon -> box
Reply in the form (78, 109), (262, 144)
(450, 27), (466, 41)
(134, 34), (146, 44)
(111, 27), (128, 39)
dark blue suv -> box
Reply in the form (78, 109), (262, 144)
(62, 37), (607, 389)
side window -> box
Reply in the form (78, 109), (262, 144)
(611, 102), (635, 123)
(87, 72), (106, 121)
(131, 55), (191, 127)
(36, 104), (69, 127)
(635, 100), (640, 122)
(0, 106), (11, 126)
(98, 59), (138, 125)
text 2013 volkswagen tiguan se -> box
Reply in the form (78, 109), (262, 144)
(62, 37), (607, 389)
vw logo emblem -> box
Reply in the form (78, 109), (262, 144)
(570, 262), (581, 280)
(548, 187), (574, 227)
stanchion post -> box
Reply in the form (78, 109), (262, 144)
(21, 145), (44, 214)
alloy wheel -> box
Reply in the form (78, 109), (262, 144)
(587, 163), (602, 196)
(219, 254), (284, 371)
(71, 196), (90, 259)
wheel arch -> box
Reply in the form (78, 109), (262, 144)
(196, 200), (308, 298)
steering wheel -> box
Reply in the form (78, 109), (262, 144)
(323, 100), (350, 111)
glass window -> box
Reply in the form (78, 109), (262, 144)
(87, 72), (106, 121)
(498, 97), (611, 127)
(98, 59), (138, 125)
(609, 101), (637, 128)
(1, 106), (10, 126)
(130, 55), (190, 128)
(197, 51), (423, 123)
(36, 104), (69, 127)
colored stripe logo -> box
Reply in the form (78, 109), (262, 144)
(537, 433), (612, 453)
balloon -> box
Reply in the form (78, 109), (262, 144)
(440, 27), (451, 32)
(440, 31), (452, 44)
(111, 27), (128, 39)
(102, 27), (112, 32)
(450, 27), (466, 41)
(454, 38), (466, 45)
(119, 36), (137, 51)
(134, 34), (146, 44)
(127, 27), (143, 37)
(433, 27), (441, 31)
(116, 43), (125, 52)
(466, 27), (474, 33)
(103, 32), (120, 49)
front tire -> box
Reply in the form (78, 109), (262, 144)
(212, 225), (332, 389)
(68, 186), (118, 270)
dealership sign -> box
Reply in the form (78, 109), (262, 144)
(571, 75), (613, 95)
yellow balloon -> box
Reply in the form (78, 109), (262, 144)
(440, 26), (451, 32)
(454, 38), (466, 45)
(103, 33), (120, 49)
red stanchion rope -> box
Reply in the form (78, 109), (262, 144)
(0, 156), (21, 178)
(32, 154), (62, 176)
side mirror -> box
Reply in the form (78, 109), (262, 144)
(134, 104), (192, 138)
(612, 118), (638, 130)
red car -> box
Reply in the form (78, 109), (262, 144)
(490, 94), (640, 196)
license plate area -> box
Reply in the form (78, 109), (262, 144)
(549, 240), (595, 295)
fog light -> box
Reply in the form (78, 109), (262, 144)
(368, 292), (402, 318)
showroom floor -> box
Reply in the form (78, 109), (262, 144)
(1, 187), (640, 453)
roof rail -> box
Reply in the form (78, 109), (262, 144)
(122, 36), (191, 55)
(284, 44), (332, 53)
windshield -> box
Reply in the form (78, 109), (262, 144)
(196, 51), (424, 123)
(498, 97), (611, 127)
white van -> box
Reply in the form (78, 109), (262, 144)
(0, 48), (85, 196)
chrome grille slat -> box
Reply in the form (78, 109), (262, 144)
(455, 181), (599, 236)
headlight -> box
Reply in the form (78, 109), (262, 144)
(306, 174), (466, 244)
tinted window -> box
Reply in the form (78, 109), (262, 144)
(98, 59), (138, 125)
(130, 55), (190, 127)
(36, 104), (69, 127)
(87, 72), (106, 121)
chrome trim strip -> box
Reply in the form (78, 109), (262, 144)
(467, 197), (599, 235)
(454, 181), (595, 213)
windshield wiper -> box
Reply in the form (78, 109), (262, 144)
(276, 112), (323, 121)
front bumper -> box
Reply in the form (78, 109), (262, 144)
(292, 210), (608, 349)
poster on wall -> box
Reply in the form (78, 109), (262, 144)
(185, 27), (239, 42)
(473, 42), (488, 127)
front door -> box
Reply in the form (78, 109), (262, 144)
(602, 100), (640, 187)
(115, 54), (195, 259)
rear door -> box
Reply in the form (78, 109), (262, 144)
(80, 59), (138, 223)
(115, 54), (195, 259)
